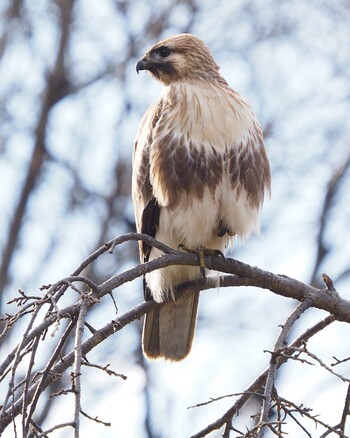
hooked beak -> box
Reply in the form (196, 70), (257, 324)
(136, 57), (149, 74)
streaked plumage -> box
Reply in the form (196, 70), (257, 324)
(133, 34), (271, 361)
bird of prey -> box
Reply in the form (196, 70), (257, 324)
(132, 34), (271, 361)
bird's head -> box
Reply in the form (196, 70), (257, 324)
(136, 34), (220, 85)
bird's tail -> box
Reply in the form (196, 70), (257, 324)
(142, 291), (199, 361)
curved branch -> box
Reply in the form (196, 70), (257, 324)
(1, 240), (349, 386)
(0, 232), (349, 434)
(1, 234), (350, 392)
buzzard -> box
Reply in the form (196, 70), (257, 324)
(133, 34), (271, 361)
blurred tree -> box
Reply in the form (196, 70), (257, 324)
(0, 0), (350, 436)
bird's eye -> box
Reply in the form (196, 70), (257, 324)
(159, 47), (171, 58)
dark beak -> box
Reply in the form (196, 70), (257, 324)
(136, 57), (148, 74)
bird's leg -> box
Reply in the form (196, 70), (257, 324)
(198, 247), (206, 278)
(198, 247), (225, 277)
(178, 244), (225, 278)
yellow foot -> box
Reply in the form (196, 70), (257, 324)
(178, 245), (225, 278)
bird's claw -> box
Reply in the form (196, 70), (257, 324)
(177, 245), (224, 278)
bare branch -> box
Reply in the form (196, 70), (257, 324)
(0, 233), (347, 435)
(191, 315), (335, 438)
(81, 359), (127, 380)
(32, 421), (75, 438)
(80, 409), (111, 427)
(188, 392), (264, 409)
(276, 396), (345, 437)
(258, 299), (313, 436)
(0, 300), (155, 432)
(25, 319), (76, 429)
(72, 295), (89, 437)
(332, 356), (350, 367)
(339, 383), (350, 435)
(287, 345), (350, 383)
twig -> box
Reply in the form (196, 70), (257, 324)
(0, 302), (44, 426)
(25, 319), (76, 430)
(22, 334), (41, 436)
(81, 359), (127, 380)
(277, 396), (346, 437)
(285, 410), (312, 437)
(7, 289), (42, 306)
(332, 356), (350, 367)
(258, 298), (313, 437)
(49, 388), (74, 399)
(222, 420), (232, 438)
(72, 295), (89, 437)
(32, 422), (75, 437)
(287, 345), (350, 383)
(29, 419), (49, 437)
(80, 408), (111, 427)
(273, 389), (312, 437)
(339, 382), (350, 434)
(188, 392), (264, 409)
(108, 292), (118, 315)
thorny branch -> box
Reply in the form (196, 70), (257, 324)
(0, 233), (349, 437)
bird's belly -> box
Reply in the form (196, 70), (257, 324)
(145, 189), (228, 302)
(146, 185), (259, 302)
(159, 183), (260, 248)
(162, 189), (222, 249)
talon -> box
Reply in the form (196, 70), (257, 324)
(217, 222), (237, 238)
(178, 244), (196, 254)
(214, 249), (225, 259)
(177, 244), (223, 278)
(202, 248), (225, 259)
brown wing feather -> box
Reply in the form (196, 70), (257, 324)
(227, 124), (271, 209)
(132, 100), (164, 299)
(141, 198), (160, 301)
